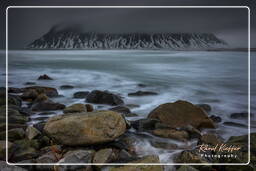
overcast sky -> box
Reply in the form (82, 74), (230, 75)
(1, 0), (255, 49)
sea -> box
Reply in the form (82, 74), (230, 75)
(0, 50), (255, 163)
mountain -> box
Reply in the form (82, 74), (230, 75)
(27, 27), (227, 50)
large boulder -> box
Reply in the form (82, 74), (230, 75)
(86, 90), (124, 106)
(31, 100), (65, 111)
(23, 86), (58, 97)
(73, 91), (89, 99)
(148, 100), (215, 129)
(44, 111), (127, 146)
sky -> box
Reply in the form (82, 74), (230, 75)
(0, 0), (256, 49)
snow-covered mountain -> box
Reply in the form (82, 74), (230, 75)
(27, 27), (227, 50)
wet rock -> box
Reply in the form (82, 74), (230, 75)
(124, 113), (138, 117)
(117, 149), (134, 162)
(152, 129), (189, 141)
(63, 103), (86, 113)
(36, 151), (59, 163)
(58, 150), (94, 170)
(125, 104), (140, 108)
(0, 141), (14, 160)
(223, 122), (247, 128)
(0, 128), (25, 141)
(44, 111), (127, 146)
(33, 122), (46, 133)
(210, 115), (222, 123)
(38, 74), (53, 80)
(21, 89), (39, 101)
(31, 100), (65, 111)
(60, 85), (74, 89)
(26, 126), (41, 140)
(0, 161), (27, 171)
(128, 91), (158, 96)
(8, 87), (23, 94)
(0, 123), (27, 131)
(23, 86), (58, 97)
(108, 134), (137, 154)
(198, 133), (223, 146)
(131, 118), (160, 131)
(0, 108), (29, 125)
(73, 91), (89, 99)
(148, 100), (215, 129)
(93, 148), (117, 168)
(137, 83), (147, 87)
(8, 95), (22, 107)
(150, 141), (178, 150)
(11, 139), (39, 162)
(175, 150), (208, 163)
(33, 93), (48, 103)
(109, 155), (164, 171)
(86, 90), (124, 106)
(230, 112), (251, 119)
(179, 125), (201, 139)
(196, 104), (211, 113)
(85, 104), (94, 112)
(24, 82), (36, 85)
(109, 106), (131, 114)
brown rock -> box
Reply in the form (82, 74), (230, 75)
(148, 100), (215, 129)
(152, 129), (189, 141)
(63, 103), (86, 113)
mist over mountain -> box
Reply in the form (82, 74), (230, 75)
(27, 25), (228, 50)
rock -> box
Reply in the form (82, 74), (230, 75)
(152, 129), (189, 141)
(150, 141), (178, 150)
(93, 148), (117, 168)
(110, 134), (137, 154)
(20, 89), (39, 101)
(33, 93), (48, 103)
(148, 100), (215, 129)
(36, 151), (59, 163)
(0, 123), (27, 131)
(117, 149), (134, 162)
(8, 87), (23, 94)
(0, 141), (14, 160)
(23, 86), (58, 97)
(128, 91), (158, 96)
(137, 83), (147, 87)
(31, 100), (65, 111)
(210, 115), (222, 123)
(0, 161), (27, 171)
(63, 103), (86, 113)
(124, 113), (138, 117)
(179, 125), (201, 139)
(175, 150), (208, 163)
(109, 106), (131, 114)
(230, 112), (251, 119)
(86, 90), (124, 106)
(44, 111), (127, 146)
(60, 85), (74, 89)
(223, 121), (247, 128)
(198, 133), (223, 146)
(33, 122), (46, 133)
(26, 126), (41, 140)
(177, 165), (199, 171)
(11, 139), (39, 162)
(58, 150), (94, 170)
(0, 108), (29, 124)
(125, 104), (140, 108)
(73, 91), (89, 99)
(38, 74), (53, 80)
(131, 118), (160, 131)
(196, 104), (211, 113)
(1, 128), (25, 141)
(109, 155), (164, 171)
(8, 95), (22, 107)
(24, 82), (36, 85)
(85, 104), (94, 112)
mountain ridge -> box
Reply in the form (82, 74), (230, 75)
(27, 29), (227, 50)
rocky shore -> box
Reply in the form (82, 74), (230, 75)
(0, 74), (255, 171)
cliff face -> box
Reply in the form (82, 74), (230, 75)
(27, 28), (227, 50)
